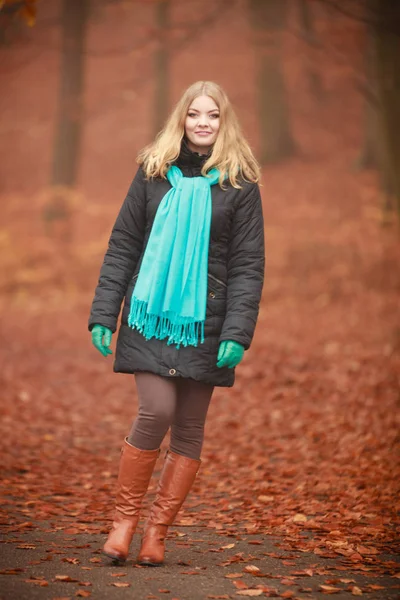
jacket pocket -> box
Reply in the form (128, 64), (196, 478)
(207, 273), (227, 316)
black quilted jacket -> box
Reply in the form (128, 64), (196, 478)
(88, 141), (265, 387)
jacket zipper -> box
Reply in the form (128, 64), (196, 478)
(208, 273), (227, 289)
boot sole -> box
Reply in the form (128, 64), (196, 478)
(103, 550), (127, 565)
(137, 559), (163, 567)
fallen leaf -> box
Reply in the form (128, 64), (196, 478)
(243, 565), (260, 574)
(24, 578), (49, 586)
(62, 557), (80, 565)
(76, 592), (91, 598)
(110, 582), (131, 587)
(319, 584), (342, 594)
(292, 513), (307, 523)
(236, 591), (263, 597)
(247, 541), (263, 545)
(351, 587), (363, 596)
(55, 575), (79, 582)
(180, 570), (200, 575)
(356, 545), (378, 555)
(225, 573), (243, 578)
(0, 568), (25, 575)
(233, 580), (249, 590)
(221, 543), (235, 549)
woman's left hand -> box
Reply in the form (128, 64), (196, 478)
(216, 340), (245, 369)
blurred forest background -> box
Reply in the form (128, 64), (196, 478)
(1, 2), (400, 585)
(1, 0), (400, 311)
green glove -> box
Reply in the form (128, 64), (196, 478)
(216, 340), (245, 369)
(91, 324), (113, 357)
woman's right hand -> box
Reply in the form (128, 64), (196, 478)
(91, 324), (113, 357)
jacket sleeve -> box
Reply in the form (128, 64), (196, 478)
(88, 167), (147, 333)
(219, 183), (265, 350)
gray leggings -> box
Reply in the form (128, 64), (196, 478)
(127, 372), (214, 460)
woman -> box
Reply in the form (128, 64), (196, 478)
(88, 81), (265, 566)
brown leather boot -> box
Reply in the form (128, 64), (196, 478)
(103, 437), (160, 563)
(137, 449), (201, 566)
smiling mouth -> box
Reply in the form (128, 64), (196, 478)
(195, 131), (211, 135)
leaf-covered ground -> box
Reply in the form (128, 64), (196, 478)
(1, 144), (399, 599)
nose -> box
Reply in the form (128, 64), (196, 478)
(198, 114), (208, 126)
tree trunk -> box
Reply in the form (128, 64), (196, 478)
(298, 0), (324, 101)
(153, 0), (170, 137)
(45, 0), (88, 241)
(51, 0), (88, 188)
(370, 0), (400, 216)
(357, 24), (378, 170)
(250, 0), (296, 164)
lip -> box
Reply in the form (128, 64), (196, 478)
(195, 131), (212, 136)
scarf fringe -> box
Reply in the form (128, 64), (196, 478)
(128, 297), (205, 349)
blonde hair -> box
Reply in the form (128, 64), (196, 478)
(137, 81), (260, 188)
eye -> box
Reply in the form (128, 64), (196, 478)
(210, 113), (220, 119)
(187, 112), (197, 118)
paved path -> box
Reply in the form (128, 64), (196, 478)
(1, 518), (399, 600)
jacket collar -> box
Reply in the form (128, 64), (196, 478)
(175, 137), (212, 173)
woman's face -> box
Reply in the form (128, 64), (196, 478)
(184, 95), (220, 154)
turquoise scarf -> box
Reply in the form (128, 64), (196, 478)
(128, 165), (220, 349)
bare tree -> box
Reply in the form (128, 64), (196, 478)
(44, 0), (89, 240)
(356, 23), (378, 170)
(153, 0), (170, 136)
(249, 0), (296, 164)
(369, 0), (400, 214)
(51, 0), (88, 188)
(297, 0), (324, 101)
